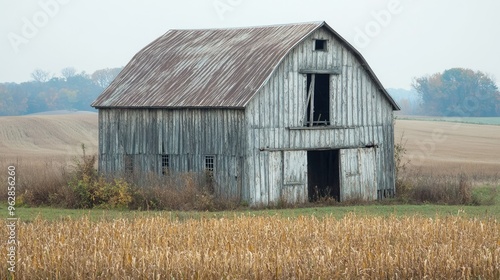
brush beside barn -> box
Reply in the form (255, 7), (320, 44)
(91, 21), (400, 205)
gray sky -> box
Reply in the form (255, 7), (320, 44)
(1, 0), (499, 89)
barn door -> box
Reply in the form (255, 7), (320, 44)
(340, 148), (377, 201)
(268, 151), (283, 203)
(282, 151), (307, 204)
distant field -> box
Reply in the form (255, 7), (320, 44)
(0, 113), (98, 162)
(397, 115), (500, 125)
(395, 119), (500, 177)
(0, 113), (499, 177)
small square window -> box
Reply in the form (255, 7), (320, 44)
(314, 39), (327, 51)
(205, 155), (215, 172)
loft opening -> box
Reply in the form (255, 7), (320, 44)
(308, 150), (340, 201)
(314, 39), (327, 51)
(305, 74), (330, 126)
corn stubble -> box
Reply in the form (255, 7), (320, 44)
(4, 215), (500, 279)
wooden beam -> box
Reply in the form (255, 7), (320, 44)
(299, 67), (341, 75)
(303, 75), (315, 126)
(259, 145), (376, 152)
(309, 74), (315, 127)
(287, 125), (356, 130)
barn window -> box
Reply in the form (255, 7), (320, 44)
(314, 39), (327, 51)
(124, 155), (133, 173)
(161, 154), (169, 175)
(304, 74), (330, 126)
(205, 155), (215, 172)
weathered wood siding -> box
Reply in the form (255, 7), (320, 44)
(244, 27), (395, 204)
(340, 148), (377, 201)
(98, 108), (246, 198)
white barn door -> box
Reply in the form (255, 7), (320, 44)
(340, 148), (377, 201)
(282, 151), (308, 204)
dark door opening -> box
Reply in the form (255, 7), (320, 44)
(308, 150), (340, 201)
(306, 74), (330, 126)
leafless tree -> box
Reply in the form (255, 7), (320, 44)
(31, 68), (52, 82)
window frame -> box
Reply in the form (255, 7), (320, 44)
(161, 154), (169, 175)
(204, 155), (215, 173)
(313, 39), (328, 51)
(304, 73), (331, 127)
(124, 154), (133, 174)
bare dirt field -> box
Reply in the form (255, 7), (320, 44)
(395, 120), (500, 177)
(0, 114), (498, 178)
(0, 113), (98, 163)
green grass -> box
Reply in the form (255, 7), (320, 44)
(1, 185), (498, 222)
(397, 116), (500, 125)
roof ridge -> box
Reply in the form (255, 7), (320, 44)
(166, 21), (324, 32)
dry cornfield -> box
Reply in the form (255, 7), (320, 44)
(2, 214), (499, 279)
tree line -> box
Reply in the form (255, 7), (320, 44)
(0, 67), (121, 116)
(402, 68), (500, 117)
(1, 67), (499, 117)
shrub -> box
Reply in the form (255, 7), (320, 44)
(129, 172), (239, 211)
(14, 160), (72, 207)
(68, 145), (133, 209)
(396, 173), (474, 205)
(394, 133), (411, 199)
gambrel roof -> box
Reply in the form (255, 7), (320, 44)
(92, 21), (399, 110)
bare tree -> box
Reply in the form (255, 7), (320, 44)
(91, 67), (122, 88)
(61, 67), (77, 79)
(31, 68), (52, 82)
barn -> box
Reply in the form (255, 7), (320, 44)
(91, 21), (400, 205)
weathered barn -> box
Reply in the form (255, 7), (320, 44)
(91, 21), (400, 205)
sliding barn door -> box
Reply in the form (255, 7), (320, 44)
(282, 151), (308, 204)
(340, 148), (377, 201)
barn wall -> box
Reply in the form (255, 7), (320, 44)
(98, 108), (246, 198)
(244, 27), (395, 205)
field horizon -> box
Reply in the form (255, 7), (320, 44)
(1, 112), (499, 177)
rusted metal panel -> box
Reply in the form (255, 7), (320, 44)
(92, 23), (321, 108)
(91, 22), (398, 110)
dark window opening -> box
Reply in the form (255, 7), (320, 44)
(308, 150), (340, 201)
(314, 39), (327, 51)
(161, 154), (169, 175)
(204, 155), (215, 194)
(124, 155), (133, 174)
(305, 74), (330, 126)
(205, 155), (215, 172)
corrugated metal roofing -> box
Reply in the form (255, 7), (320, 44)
(92, 21), (399, 110)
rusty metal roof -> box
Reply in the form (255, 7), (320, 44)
(92, 21), (399, 110)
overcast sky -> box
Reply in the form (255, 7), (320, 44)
(1, 0), (499, 90)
